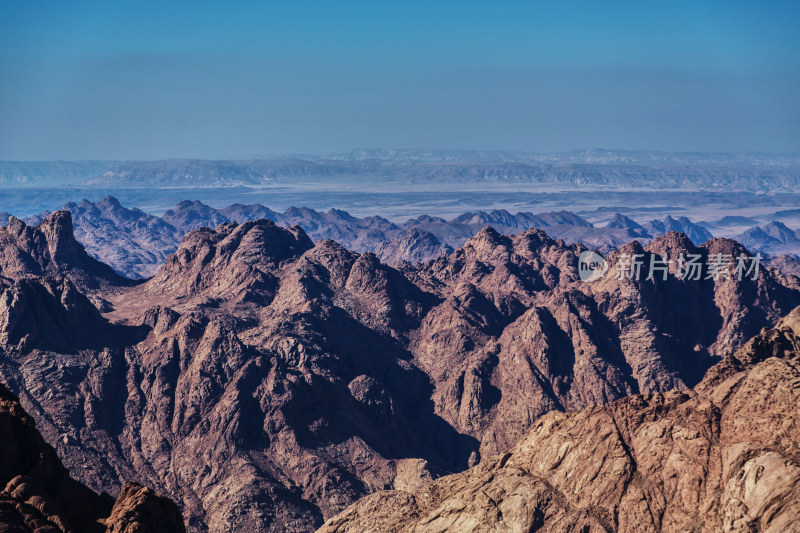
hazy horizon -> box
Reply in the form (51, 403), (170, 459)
(2, 147), (800, 164)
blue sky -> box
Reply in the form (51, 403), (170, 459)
(1, 0), (798, 159)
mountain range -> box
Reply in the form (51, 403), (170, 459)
(81, 158), (800, 192)
(2, 150), (799, 191)
(322, 305), (800, 532)
(0, 208), (798, 531)
(17, 196), (714, 279)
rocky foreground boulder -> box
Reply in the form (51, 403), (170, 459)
(0, 381), (184, 532)
(320, 306), (800, 532)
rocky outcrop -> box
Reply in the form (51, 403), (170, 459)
(104, 482), (186, 533)
(0, 210), (131, 291)
(0, 381), (184, 532)
(321, 306), (800, 533)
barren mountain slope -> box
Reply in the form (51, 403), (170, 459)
(0, 380), (184, 532)
(320, 305), (800, 533)
(406, 228), (800, 455)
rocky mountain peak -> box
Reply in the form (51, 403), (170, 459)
(463, 226), (513, 258)
(701, 236), (751, 257)
(96, 195), (123, 210)
(606, 212), (644, 230)
(37, 210), (79, 264)
(146, 219), (314, 302)
(0, 211), (129, 291)
(511, 227), (559, 256)
(645, 230), (697, 258)
(614, 238), (647, 257)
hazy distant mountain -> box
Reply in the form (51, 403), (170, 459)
(82, 159), (383, 187)
(770, 208), (800, 220)
(331, 148), (800, 167)
(65, 151), (800, 192)
(644, 215), (714, 245)
(737, 221), (800, 256)
(605, 213), (649, 237)
(67, 196), (183, 278)
(18, 197), (719, 278)
(0, 151), (797, 192)
(373, 228), (453, 265)
(711, 215), (761, 227)
(0, 160), (119, 186)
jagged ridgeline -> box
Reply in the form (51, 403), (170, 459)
(1, 209), (799, 531)
(12, 196), (713, 278)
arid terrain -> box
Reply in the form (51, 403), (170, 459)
(4, 0), (799, 526)
(321, 306), (800, 532)
(1, 207), (799, 531)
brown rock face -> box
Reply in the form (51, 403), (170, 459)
(408, 229), (800, 456)
(0, 210), (132, 292)
(145, 219), (313, 303)
(1, 220), (798, 531)
(321, 306), (800, 533)
(0, 381), (184, 532)
(373, 229), (453, 266)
